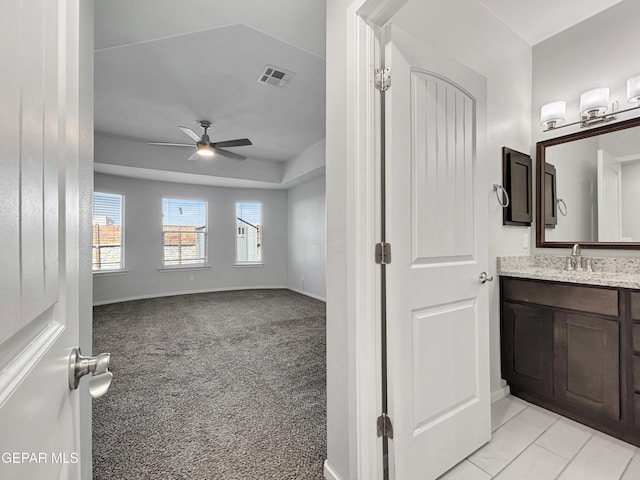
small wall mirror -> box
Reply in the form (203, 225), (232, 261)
(536, 117), (640, 249)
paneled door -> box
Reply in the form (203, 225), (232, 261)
(0, 1), (92, 479)
(384, 25), (490, 480)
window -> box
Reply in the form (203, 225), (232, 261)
(93, 192), (124, 271)
(162, 198), (208, 267)
(236, 202), (262, 264)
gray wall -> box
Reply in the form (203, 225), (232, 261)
(545, 137), (598, 242)
(287, 175), (326, 300)
(93, 173), (289, 304)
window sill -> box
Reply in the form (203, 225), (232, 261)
(93, 269), (128, 277)
(157, 265), (211, 272)
(234, 263), (264, 267)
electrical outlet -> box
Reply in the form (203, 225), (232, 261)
(189, 274), (194, 281)
(523, 231), (530, 250)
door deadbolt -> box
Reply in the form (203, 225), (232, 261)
(68, 348), (113, 399)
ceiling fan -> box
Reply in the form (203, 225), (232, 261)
(149, 120), (252, 161)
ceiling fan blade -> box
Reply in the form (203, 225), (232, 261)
(211, 138), (253, 148)
(214, 147), (246, 161)
(148, 142), (194, 147)
(187, 151), (200, 161)
(178, 126), (202, 142)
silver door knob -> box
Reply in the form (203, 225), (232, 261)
(479, 271), (494, 284)
(68, 348), (112, 398)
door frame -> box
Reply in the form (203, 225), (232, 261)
(337, 1), (408, 479)
(71, 0), (95, 477)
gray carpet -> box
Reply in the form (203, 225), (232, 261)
(92, 289), (326, 480)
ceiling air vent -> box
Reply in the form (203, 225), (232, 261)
(257, 65), (294, 88)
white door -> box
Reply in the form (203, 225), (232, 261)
(384, 25), (490, 480)
(597, 149), (622, 242)
(0, 1), (93, 479)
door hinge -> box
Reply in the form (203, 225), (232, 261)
(375, 242), (391, 264)
(374, 68), (391, 92)
(377, 413), (394, 439)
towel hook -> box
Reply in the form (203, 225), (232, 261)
(492, 184), (510, 208)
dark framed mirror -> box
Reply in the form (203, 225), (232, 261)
(536, 116), (640, 249)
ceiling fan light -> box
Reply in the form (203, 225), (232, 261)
(196, 143), (214, 157)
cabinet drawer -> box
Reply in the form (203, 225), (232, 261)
(502, 278), (618, 317)
(632, 292), (640, 321)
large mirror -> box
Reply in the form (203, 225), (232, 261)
(536, 117), (640, 249)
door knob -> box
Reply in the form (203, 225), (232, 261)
(68, 348), (113, 398)
(479, 271), (494, 284)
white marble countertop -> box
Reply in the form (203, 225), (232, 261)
(497, 255), (640, 289)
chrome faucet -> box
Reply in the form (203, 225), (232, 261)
(571, 244), (583, 271)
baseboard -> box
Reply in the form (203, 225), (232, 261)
(491, 384), (511, 403)
(324, 460), (343, 480)
(287, 287), (326, 302)
(93, 285), (290, 306)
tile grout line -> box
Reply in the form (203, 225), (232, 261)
(478, 406), (561, 479)
(549, 429), (596, 480)
(618, 455), (635, 480)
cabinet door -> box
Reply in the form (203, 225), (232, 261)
(502, 302), (554, 395)
(502, 147), (532, 226)
(554, 312), (620, 420)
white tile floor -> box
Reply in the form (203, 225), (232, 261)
(439, 395), (640, 480)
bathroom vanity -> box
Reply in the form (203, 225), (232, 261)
(499, 256), (640, 447)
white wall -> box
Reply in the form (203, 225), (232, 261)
(326, 1), (532, 478)
(93, 173), (288, 304)
(287, 175), (326, 300)
(532, 0), (640, 259)
(545, 137), (598, 242)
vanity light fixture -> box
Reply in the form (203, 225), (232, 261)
(541, 74), (640, 132)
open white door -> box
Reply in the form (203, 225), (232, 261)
(597, 148), (622, 242)
(0, 1), (94, 479)
(384, 25), (490, 479)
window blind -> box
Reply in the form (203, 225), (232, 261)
(93, 192), (124, 271)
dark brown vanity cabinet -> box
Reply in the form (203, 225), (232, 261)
(501, 277), (639, 446)
(631, 292), (640, 428)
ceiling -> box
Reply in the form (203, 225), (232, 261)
(95, 23), (325, 163)
(477, 0), (624, 45)
(95, 0), (326, 183)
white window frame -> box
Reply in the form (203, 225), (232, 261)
(235, 201), (263, 266)
(160, 197), (209, 269)
(92, 191), (126, 274)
